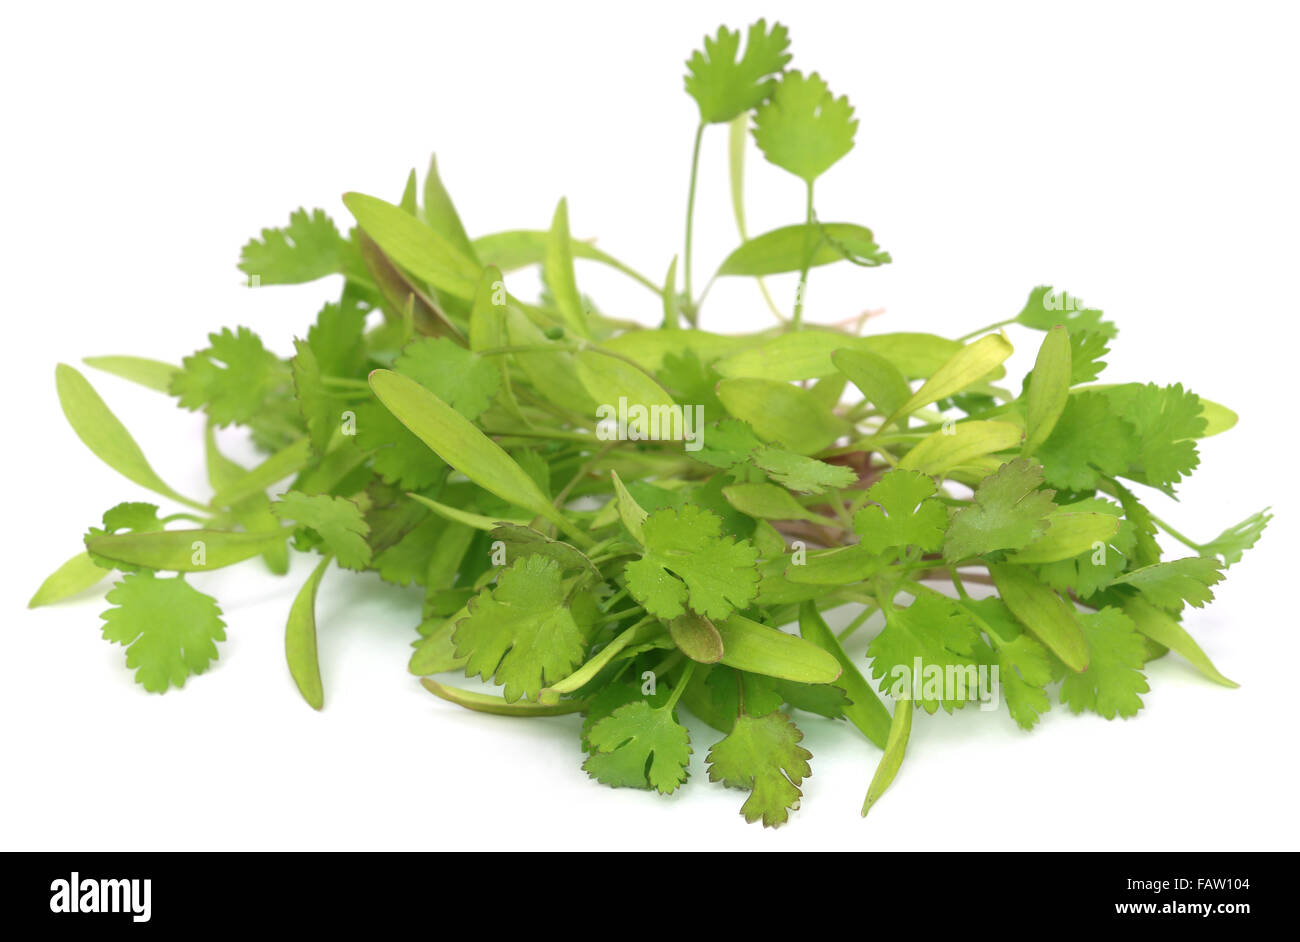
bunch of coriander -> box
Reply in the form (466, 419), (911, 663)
(32, 21), (1269, 826)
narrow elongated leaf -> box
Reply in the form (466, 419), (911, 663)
(862, 698), (911, 816)
(545, 198), (589, 337)
(87, 528), (290, 573)
(1124, 595), (1237, 688)
(1008, 511), (1121, 564)
(540, 622), (659, 701)
(988, 563), (1089, 672)
(286, 555), (331, 709)
(83, 356), (180, 393)
(422, 154), (479, 264)
(889, 333), (1013, 423)
(342, 192), (480, 301)
(610, 469), (648, 544)
(356, 230), (463, 339)
(717, 377), (846, 454)
(408, 494), (527, 531)
(717, 222), (889, 276)
(211, 438), (312, 509)
(601, 328), (750, 372)
(723, 482), (835, 525)
(1023, 326), (1071, 452)
(661, 256), (679, 328)
(716, 332), (966, 383)
(798, 602), (890, 748)
(897, 421), (1023, 476)
(716, 613), (842, 683)
(369, 370), (578, 540)
(29, 552), (108, 608)
(471, 230), (659, 295)
(576, 351), (676, 424)
(55, 364), (199, 508)
(833, 349), (910, 417)
(422, 677), (588, 716)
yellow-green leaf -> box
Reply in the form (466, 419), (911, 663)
(55, 364), (200, 509)
(888, 333), (1013, 423)
(862, 697), (911, 816)
(28, 552), (108, 608)
(717, 377), (846, 455)
(988, 562), (1089, 672)
(545, 198), (589, 338)
(86, 528), (290, 573)
(798, 602), (890, 748)
(716, 613), (842, 684)
(286, 555), (331, 710)
(83, 356), (180, 393)
(897, 421), (1022, 476)
(1008, 511), (1121, 564)
(1123, 595), (1237, 688)
(368, 370), (582, 542)
(342, 192), (480, 302)
(1023, 326), (1071, 453)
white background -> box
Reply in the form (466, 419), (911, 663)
(2, 1), (1297, 850)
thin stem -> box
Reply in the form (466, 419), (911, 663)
(792, 180), (816, 328)
(553, 442), (617, 509)
(955, 317), (1016, 343)
(664, 660), (696, 713)
(836, 602), (880, 642)
(683, 122), (705, 306)
(1149, 514), (1202, 552)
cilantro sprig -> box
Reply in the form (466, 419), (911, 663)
(31, 21), (1267, 829)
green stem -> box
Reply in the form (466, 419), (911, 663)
(664, 660), (696, 713)
(836, 602), (879, 642)
(1149, 514), (1202, 552)
(683, 122), (705, 306)
(955, 317), (1016, 343)
(792, 180), (816, 328)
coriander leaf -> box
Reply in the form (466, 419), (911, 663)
(394, 337), (499, 421)
(624, 504), (759, 621)
(684, 19), (792, 124)
(1069, 330), (1110, 384)
(1014, 285), (1117, 339)
(692, 418), (765, 472)
(238, 208), (345, 285)
(1034, 497), (1135, 598)
(706, 711), (812, 827)
(868, 593), (981, 713)
(100, 572), (226, 693)
(85, 502), (164, 573)
(1111, 556), (1225, 612)
(657, 350), (725, 417)
(171, 327), (283, 428)
(373, 516), (444, 587)
(355, 400), (445, 490)
(1199, 508), (1271, 568)
(1059, 607), (1149, 719)
(1102, 383), (1205, 493)
(852, 469), (948, 557)
(1035, 391), (1138, 491)
(943, 458), (1056, 562)
(751, 447), (857, 494)
(581, 682), (661, 750)
(272, 492), (372, 570)
(290, 338), (336, 452)
(753, 70), (857, 184)
(583, 700), (693, 794)
(306, 300), (368, 377)
(962, 597), (1053, 730)
(453, 555), (587, 702)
